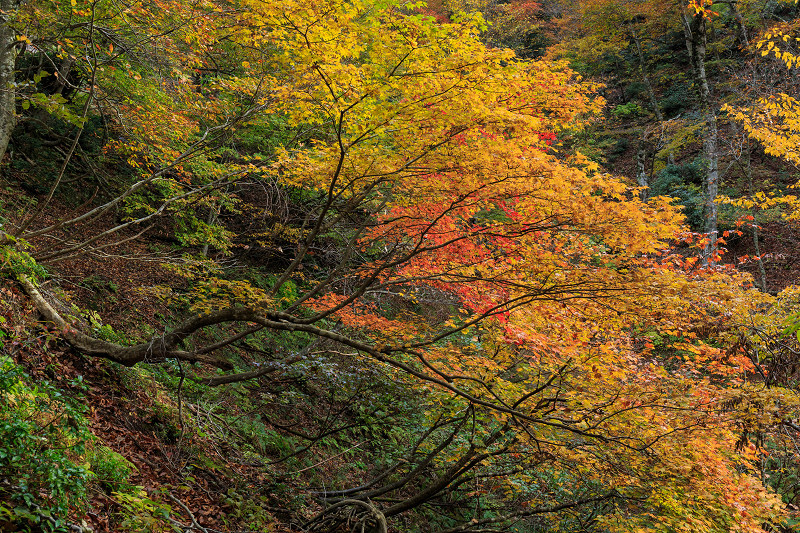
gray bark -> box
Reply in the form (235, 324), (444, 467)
(682, 12), (720, 265)
(630, 28), (675, 180)
(727, 0), (749, 48)
(0, 0), (19, 164)
(636, 133), (650, 200)
(630, 30), (663, 123)
(752, 222), (767, 291)
(743, 139), (768, 291)
(201, 200), (219, 257)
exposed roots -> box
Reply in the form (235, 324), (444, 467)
(304, 499), (388, 533)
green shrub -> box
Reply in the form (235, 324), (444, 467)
(0, 246), (48, 282)
(0, 356), (93, 532)
(661, 83), (691, 117)
(88, 446), (136, 494)
(624, 81), (646, 101)
(650, 162), (706, 231)
(222, 489), (277, 531)
(84, 309), (127, 344)
(113, 488), (174, 533)
(611, 102), (643, 119)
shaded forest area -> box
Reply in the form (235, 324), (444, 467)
(2, 0), (800, 532)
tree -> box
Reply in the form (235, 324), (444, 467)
(725, 15), (800, 168)
(421, 0), (549, 57)
(0, 0), (791, 530)
(0, 0), (19, 163)
(552, 0), (787, 264)
(0, 0), (252, 256)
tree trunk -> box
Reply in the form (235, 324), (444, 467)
(683, 11), (719, 265)
(630, 28), (676, 177)
(729, 0), (749, 48)
(636, 132), (650, 200)
(0, 0), (19, 164)
(743, 139), (768, 291)
(630, 29), (663, 123)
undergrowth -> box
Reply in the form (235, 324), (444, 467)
(0, 355), (92, 532)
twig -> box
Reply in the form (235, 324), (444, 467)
(176, 357), (186, 445)
(164, 492), (218, 533)
(288, 441), (364, 475)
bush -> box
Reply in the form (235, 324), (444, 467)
(624, 81), (646, 101)
(611, 102), (643, 119)
(113, 489), (174, 533)
(88, 445), (136, 494)
(0, 357), (93, 532)
(661, 83), (691, 117)
(650, 162), (706, 231)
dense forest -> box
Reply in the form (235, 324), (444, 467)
(2, 0), (800, 531)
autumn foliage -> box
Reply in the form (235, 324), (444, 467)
(3, 0), (800, 531)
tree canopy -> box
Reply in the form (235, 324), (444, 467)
(3, 0), (800, 532)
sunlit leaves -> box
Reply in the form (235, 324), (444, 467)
(12, 0), (800, 529)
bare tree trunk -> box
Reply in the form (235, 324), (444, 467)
(0, 0), (19, 164)
(743, 139), (768, 291)
(630, 29), (663, 123)
(729, 0), (749, 48)
(682, 11), (719, 265)
(696, 23), (720, 265)
(630, 28), (675, 179)
(636, 132), (650, 200)
(752, 222), (767, 291)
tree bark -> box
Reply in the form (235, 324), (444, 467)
(17, 273), (235, 368)
(727, 0), (749, 48)
(0, 0), (19, 164)
(743, 139), (768, 291)
(636, 132), (650, 200)
(682, 11), (719, 265)
(629, 27), (675, 185)
(630, 29), (663, 123)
